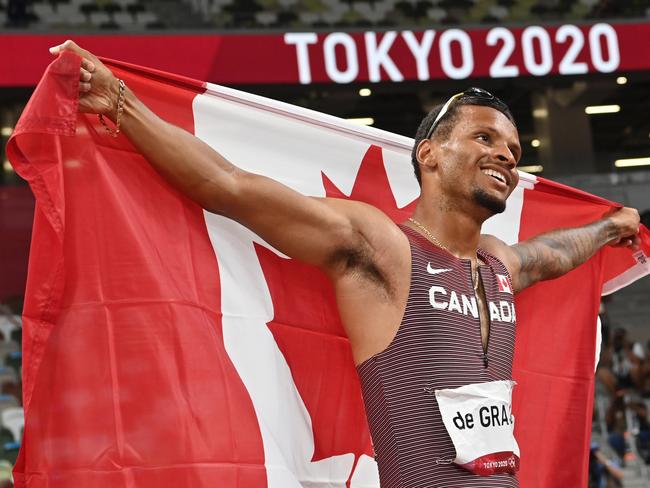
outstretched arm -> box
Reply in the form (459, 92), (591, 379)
(480, 207), (641, 293)
(49, 41), (396, 276)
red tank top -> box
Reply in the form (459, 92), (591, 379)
(357, 225), (519, 487)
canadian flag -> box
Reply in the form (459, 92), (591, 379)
(7, 53), (650, 488)
(497, 274), (513, 294)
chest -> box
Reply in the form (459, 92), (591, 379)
(402, 249), (517, 382)
(417, 255), (516, 323)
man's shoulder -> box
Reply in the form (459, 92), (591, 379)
(479, 234), (518, 274)
(479, 233), (509, 253)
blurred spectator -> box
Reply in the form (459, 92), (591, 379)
(631, 401), (650, 464)
(611, 328), (643, 390)
(641, 340), (650, 397)
(606, 390), (628, 460)
(589, 442), (624, 488)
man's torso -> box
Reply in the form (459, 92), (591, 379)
(354, 225), (519, 487)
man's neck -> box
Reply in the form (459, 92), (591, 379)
(409, 201), (485, 259)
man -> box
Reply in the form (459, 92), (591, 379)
(49, 41), (640, 487)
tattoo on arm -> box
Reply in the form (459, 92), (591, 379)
(512, 219), (617, 291)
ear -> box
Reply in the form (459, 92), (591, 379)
(416, 138), (438, 174)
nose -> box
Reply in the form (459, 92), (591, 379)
(493, 142), (517, 169)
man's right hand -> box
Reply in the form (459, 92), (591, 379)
(49, 40), (120, 119)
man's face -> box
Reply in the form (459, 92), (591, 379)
(431, 104), (521, 215)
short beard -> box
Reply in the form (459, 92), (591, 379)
(472, 188), (506, 214)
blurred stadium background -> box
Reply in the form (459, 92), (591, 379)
(1, 0), (650, 486)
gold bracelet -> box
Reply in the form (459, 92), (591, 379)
(98, 79), (126, 138)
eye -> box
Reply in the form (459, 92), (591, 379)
(477, 133), (490, 142)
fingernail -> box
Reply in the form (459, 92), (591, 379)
(49, 46), (59, 54)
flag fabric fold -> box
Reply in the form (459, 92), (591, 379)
(7, 52), (650, 488)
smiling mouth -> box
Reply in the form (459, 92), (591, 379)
(481, 168), (507, 185)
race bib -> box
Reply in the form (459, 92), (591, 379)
(435, 380), (519, 476)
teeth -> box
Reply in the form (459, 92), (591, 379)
(482, 169), (505, 183)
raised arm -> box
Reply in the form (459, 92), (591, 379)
(50, 41), (395, 277)
(480, 207), (641, 293)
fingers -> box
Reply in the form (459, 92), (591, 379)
(50, 40), (100, 94)
(81, 57), (96, 73)
(80, 67), (92, 82)
(50, 40), (98, 74)
(49, 39), (72, 55)
(79, 67), (92, 92)
(49, 43), (62, 55)
(611, 234), (641, 249)
(49, 39), (87, 57)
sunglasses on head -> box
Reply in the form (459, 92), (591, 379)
(425, 87), (497, 140)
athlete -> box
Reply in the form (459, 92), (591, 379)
(49, 41), (641, 487)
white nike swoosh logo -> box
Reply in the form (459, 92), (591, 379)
(426, 263), (453, 275)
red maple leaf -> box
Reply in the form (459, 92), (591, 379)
(321, 144), (418, 221)
(256, 145), (417, 483)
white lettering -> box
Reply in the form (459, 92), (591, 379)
(486, 27), (519, 78)
(401, 30), (435, 81)
(448, 291), (462, 314)
(521, 26), (553, 76)
(462, 294), (478, 318)
(429, 286), (448, 309)
(489, 302), (502, 322)
(499, 301), (512, 323)
(284, 32), (318, 84)
(287, 25), (622, 85)
(589, 23), (620, 73)
(323, 33), (360, 84)
(428, 285), (515, 323)
(556, 24), (588, 75)
(365, 31), (404, 82)
(439, 29), (474, 79)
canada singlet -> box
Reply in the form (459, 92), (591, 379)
(356, 225), (519, 487)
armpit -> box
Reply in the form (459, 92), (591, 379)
(329, 244), (393, 297)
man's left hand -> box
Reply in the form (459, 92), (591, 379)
(605, 207), (640, 249)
